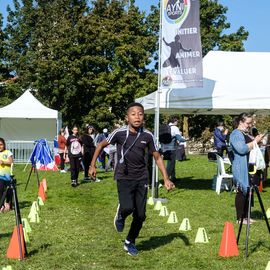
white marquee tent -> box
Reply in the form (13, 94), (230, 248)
(136, 51), (270, 115)
(0, 90), (62, 141)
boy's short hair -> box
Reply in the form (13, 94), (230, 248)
(169, 115), (179, 123)
(126, 102), (144, 112)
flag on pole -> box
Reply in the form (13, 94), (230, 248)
(161, 0), (202, 88)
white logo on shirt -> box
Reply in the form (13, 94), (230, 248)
(140, 141), (147, 144)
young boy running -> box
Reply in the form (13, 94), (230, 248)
(89, 103), (175, 256)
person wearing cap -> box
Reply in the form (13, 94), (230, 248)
(80, 125), (96, 181)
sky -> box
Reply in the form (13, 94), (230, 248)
(1, 0), (270, 52)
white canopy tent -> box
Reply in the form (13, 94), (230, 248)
(136, 51), (270, 115)
(0, 90), (61, 141)
(137, 50), (270, 199)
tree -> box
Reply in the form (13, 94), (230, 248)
(79, 0), (159, 129)
(2, 0), (249, 133)
(182, 0), (248, 137)
(200, 0), (248, 56)
(3, 0), (159, 129)
(4, 0), (89, 126)
(0, 14), (9, 82)
(0, 11), (21, 107)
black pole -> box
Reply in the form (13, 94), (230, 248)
(245, 188), (253, 258)
(237, 188), (249, 244)
(11, 175), (28, 259)
(12, 182), (23, 259)
(24, 165), (33, 191)
(254, 185), (270, 233)
(237, 181), (270, 258)
(25, 162), (40, 191)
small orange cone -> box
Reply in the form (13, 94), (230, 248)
(6, 224), (26, 260)
(259, 180), (263, 193)
(219, 222), (239, 257)
(38, 183), (46, 202)
(42, 178), (47, 192)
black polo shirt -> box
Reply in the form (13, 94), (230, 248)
(107, 126), (158, 180)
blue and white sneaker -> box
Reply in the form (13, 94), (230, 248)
(114, 204), (125, 232)
(124, 241), (138, 256)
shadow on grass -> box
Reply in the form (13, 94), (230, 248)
(28, 243), (52, 256)
(79, 174), (113, 184)
(250, 240), (270, 254)
(173, 177), (212, 190)
(97, 174), (114, 181)
(137, 233), (190, 251)
(18, 200), (32, 209)
(251, 210), (265, 219)
(0, 232), (12, 239)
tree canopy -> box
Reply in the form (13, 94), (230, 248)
(0, 0), (248, 132)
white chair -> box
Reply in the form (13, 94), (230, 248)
(215, 154), (233, 194)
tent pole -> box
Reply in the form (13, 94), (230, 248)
(56, 113), (59, 139)
(151, 0), (166, 202)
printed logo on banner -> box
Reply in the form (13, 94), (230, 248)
(162, 76), (173, 87)
(164, 0), (190, 24)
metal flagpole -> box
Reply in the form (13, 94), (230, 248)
(151, 0), (167, 202)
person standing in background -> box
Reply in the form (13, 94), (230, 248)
(80, 125), (96, 181)
(161, 116), (185, 182)
(214, 121), (229, 157)
(58, 128), (67, 173)
(66, 126), (83, 187)
(97, 128), (109, 170)
(230, 113), (264, 224)
(0, 138), (13, 213)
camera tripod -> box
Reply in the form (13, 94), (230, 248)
(24, 161), (40, 191)
(236, 176), (270, 258)
(0, 175), (28, 259)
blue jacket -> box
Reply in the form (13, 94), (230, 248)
(230, 129), (250, 193)
(214, 128), (227, 149)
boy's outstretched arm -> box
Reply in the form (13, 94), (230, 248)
(89, 140), (109, 178)
(152, 151), (175, 190)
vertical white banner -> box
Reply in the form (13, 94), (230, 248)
(160, 0), (203, 88)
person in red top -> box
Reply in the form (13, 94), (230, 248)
(58, 128), (67, 173)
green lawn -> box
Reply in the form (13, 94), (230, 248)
(1, 156), (270, 270)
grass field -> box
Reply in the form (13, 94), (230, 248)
(1, 155), (270, 270)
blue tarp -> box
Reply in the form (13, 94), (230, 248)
(30, 139), (55, 169)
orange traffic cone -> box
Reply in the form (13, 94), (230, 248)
(6, 224), (26, 260)
(38, 183), (46, 202)
(42, 178), (47, 192)
(259, 180), (263, 193)
(219, 222), (239, 257)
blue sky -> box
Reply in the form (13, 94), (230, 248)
(1, 0), (270, 52)
(135, 0), (270, 52)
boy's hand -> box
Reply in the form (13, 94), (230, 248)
(89, 166), (97, 179)
(164, 179), (175, 190)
